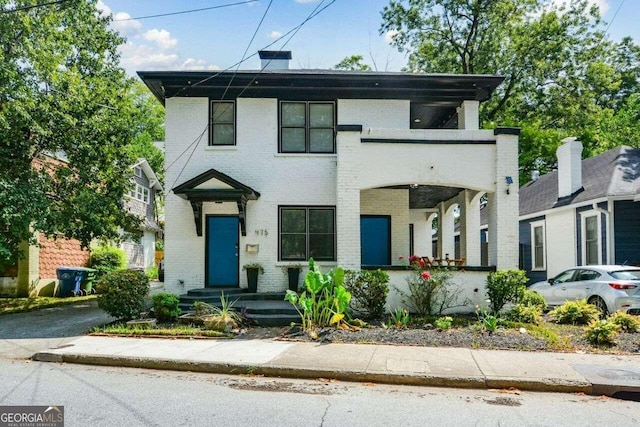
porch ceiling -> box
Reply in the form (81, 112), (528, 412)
(385, 185), (464, 209)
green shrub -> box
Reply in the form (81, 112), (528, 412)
(584, 319), (620, 345)
(344, 269), (389, 319)
(146, 267), (159, 280)
(152, 292), (181, 322)
(504, 303), (543, 325)
(284, 258), (351, 331)
(89, 246), (126, 276)
(96, 270), (149, 320)
(388, 307), (410, 328)
(485, 269), (528, 314)
(434, 316), (453, 330)
(549, 299), (600, 325)
(608, 311), (640, 332)
(519, 289), (547, 311)
(399, 268), (465, 316)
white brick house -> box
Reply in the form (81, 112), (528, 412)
(139, 51), (520, 303)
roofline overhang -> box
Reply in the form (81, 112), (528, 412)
(137, 70), (504, 106)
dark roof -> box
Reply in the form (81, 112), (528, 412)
(137, 69), (504, 106)
(519, 146), (640, 216)
(258, 50), (292, 60)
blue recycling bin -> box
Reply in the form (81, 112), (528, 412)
(56, 267), (86, 297)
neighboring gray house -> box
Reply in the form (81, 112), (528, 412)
(518, 139), (640, 282)
(121, 158), (163, 269)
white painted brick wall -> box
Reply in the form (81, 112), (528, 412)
(338, 99), (409, 129)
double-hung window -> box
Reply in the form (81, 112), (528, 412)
(583, 214), (600, 265)
(531, 221), (546, 270)
(210, 101), (235, 146)
(279, 206), (336, 261)
(280, 101), (335, 153)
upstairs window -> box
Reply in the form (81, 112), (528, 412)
(129, 183), (150, 204)
(280, 101), (335, 153)
(134, 166), (142, 178)
(210, 101), (235, 146)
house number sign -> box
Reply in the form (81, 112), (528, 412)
(255, 229), (269, 236)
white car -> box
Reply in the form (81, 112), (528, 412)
(529, 265), (640, 316)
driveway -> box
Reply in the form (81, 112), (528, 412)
(0, 300), (113, 359)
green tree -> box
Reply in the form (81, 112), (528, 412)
(126, 82), (165, 184)
(334, 54), (372, 71)
(0, 0), (142, 286)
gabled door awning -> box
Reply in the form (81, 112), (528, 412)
(173, 168), (260, 237)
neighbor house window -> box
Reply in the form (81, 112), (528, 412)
(134, 166), (142, 178)
(210, 101), (235, 146)
(583, 214), (600, 265)
(279, 206), (335, 261)
(531, 221), (546, 270)
(280, 101), (335, 153)
(129, 183), (150, 204)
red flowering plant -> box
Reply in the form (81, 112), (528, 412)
(396, 255), (465, 317)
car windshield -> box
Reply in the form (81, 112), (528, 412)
(610, 270), (640, 280)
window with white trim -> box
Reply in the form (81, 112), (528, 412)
(583, 214), (600, 265)
(531, 221), (546, 270)
(129, 183), (150, 204)
(134, 166), (142, 178)
(279, 101), (335, 153)
(279, 206), (336, 261)
(209, 101), (235, 146)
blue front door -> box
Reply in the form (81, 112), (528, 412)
(360, 216), (391, 266)
(206, 216), (239, 287)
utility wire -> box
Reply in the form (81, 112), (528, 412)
(113, 0), (258, 22)
(604, 0), (625, 36)
(165, 0), (337, 183)
(169, 0), (336, 99)
(2, 0), (70, 14)
(169, 0), (274, 188)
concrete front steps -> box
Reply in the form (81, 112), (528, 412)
(178, 288), (299, 327)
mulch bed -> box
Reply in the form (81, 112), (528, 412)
(237, 321), (640, 355)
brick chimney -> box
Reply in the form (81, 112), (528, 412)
(258, 50), (292, 70)
(556, 137), (583, 198)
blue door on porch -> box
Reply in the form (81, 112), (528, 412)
(360, 216), (391, 266)
(206, 216), (239, 287)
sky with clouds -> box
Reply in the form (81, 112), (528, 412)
(99, 0), (639, 77)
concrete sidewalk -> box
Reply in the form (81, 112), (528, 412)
(33, 336), (640, 398)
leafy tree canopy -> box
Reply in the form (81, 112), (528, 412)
(0, 0), (160, 271)
(334, 54), (372, 71)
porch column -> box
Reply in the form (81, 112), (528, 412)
(488, 128), (520, 269)
(437, 202), (456, 259)
(409, 210), (432, 257)
(457, 100), (479, 130)
(336, 126), (362, 270)
(458, 190), (482, 265)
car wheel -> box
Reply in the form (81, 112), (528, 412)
(588, 296), (608, 318)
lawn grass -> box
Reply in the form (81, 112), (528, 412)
(0, 295), (97, 315)
(91, 323), (230, 338)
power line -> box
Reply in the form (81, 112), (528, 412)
(113, 0), (258, 22)
(1, 0), (71, 14)
(164, 0), (337, 182)
(168, 0), (336, 99)
(604, 0), (625, 36)
(169, 1), (274, 187)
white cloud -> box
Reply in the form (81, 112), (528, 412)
(180, 58), (222, 71)
(384, 30), (398, 45)
(96, 0), (111, 16)
(112, 12), (143, 35)
(142, 29), (178, 49)
(268, 30), (282, 39)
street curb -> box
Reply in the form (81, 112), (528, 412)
(32, 351), (597, 395)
